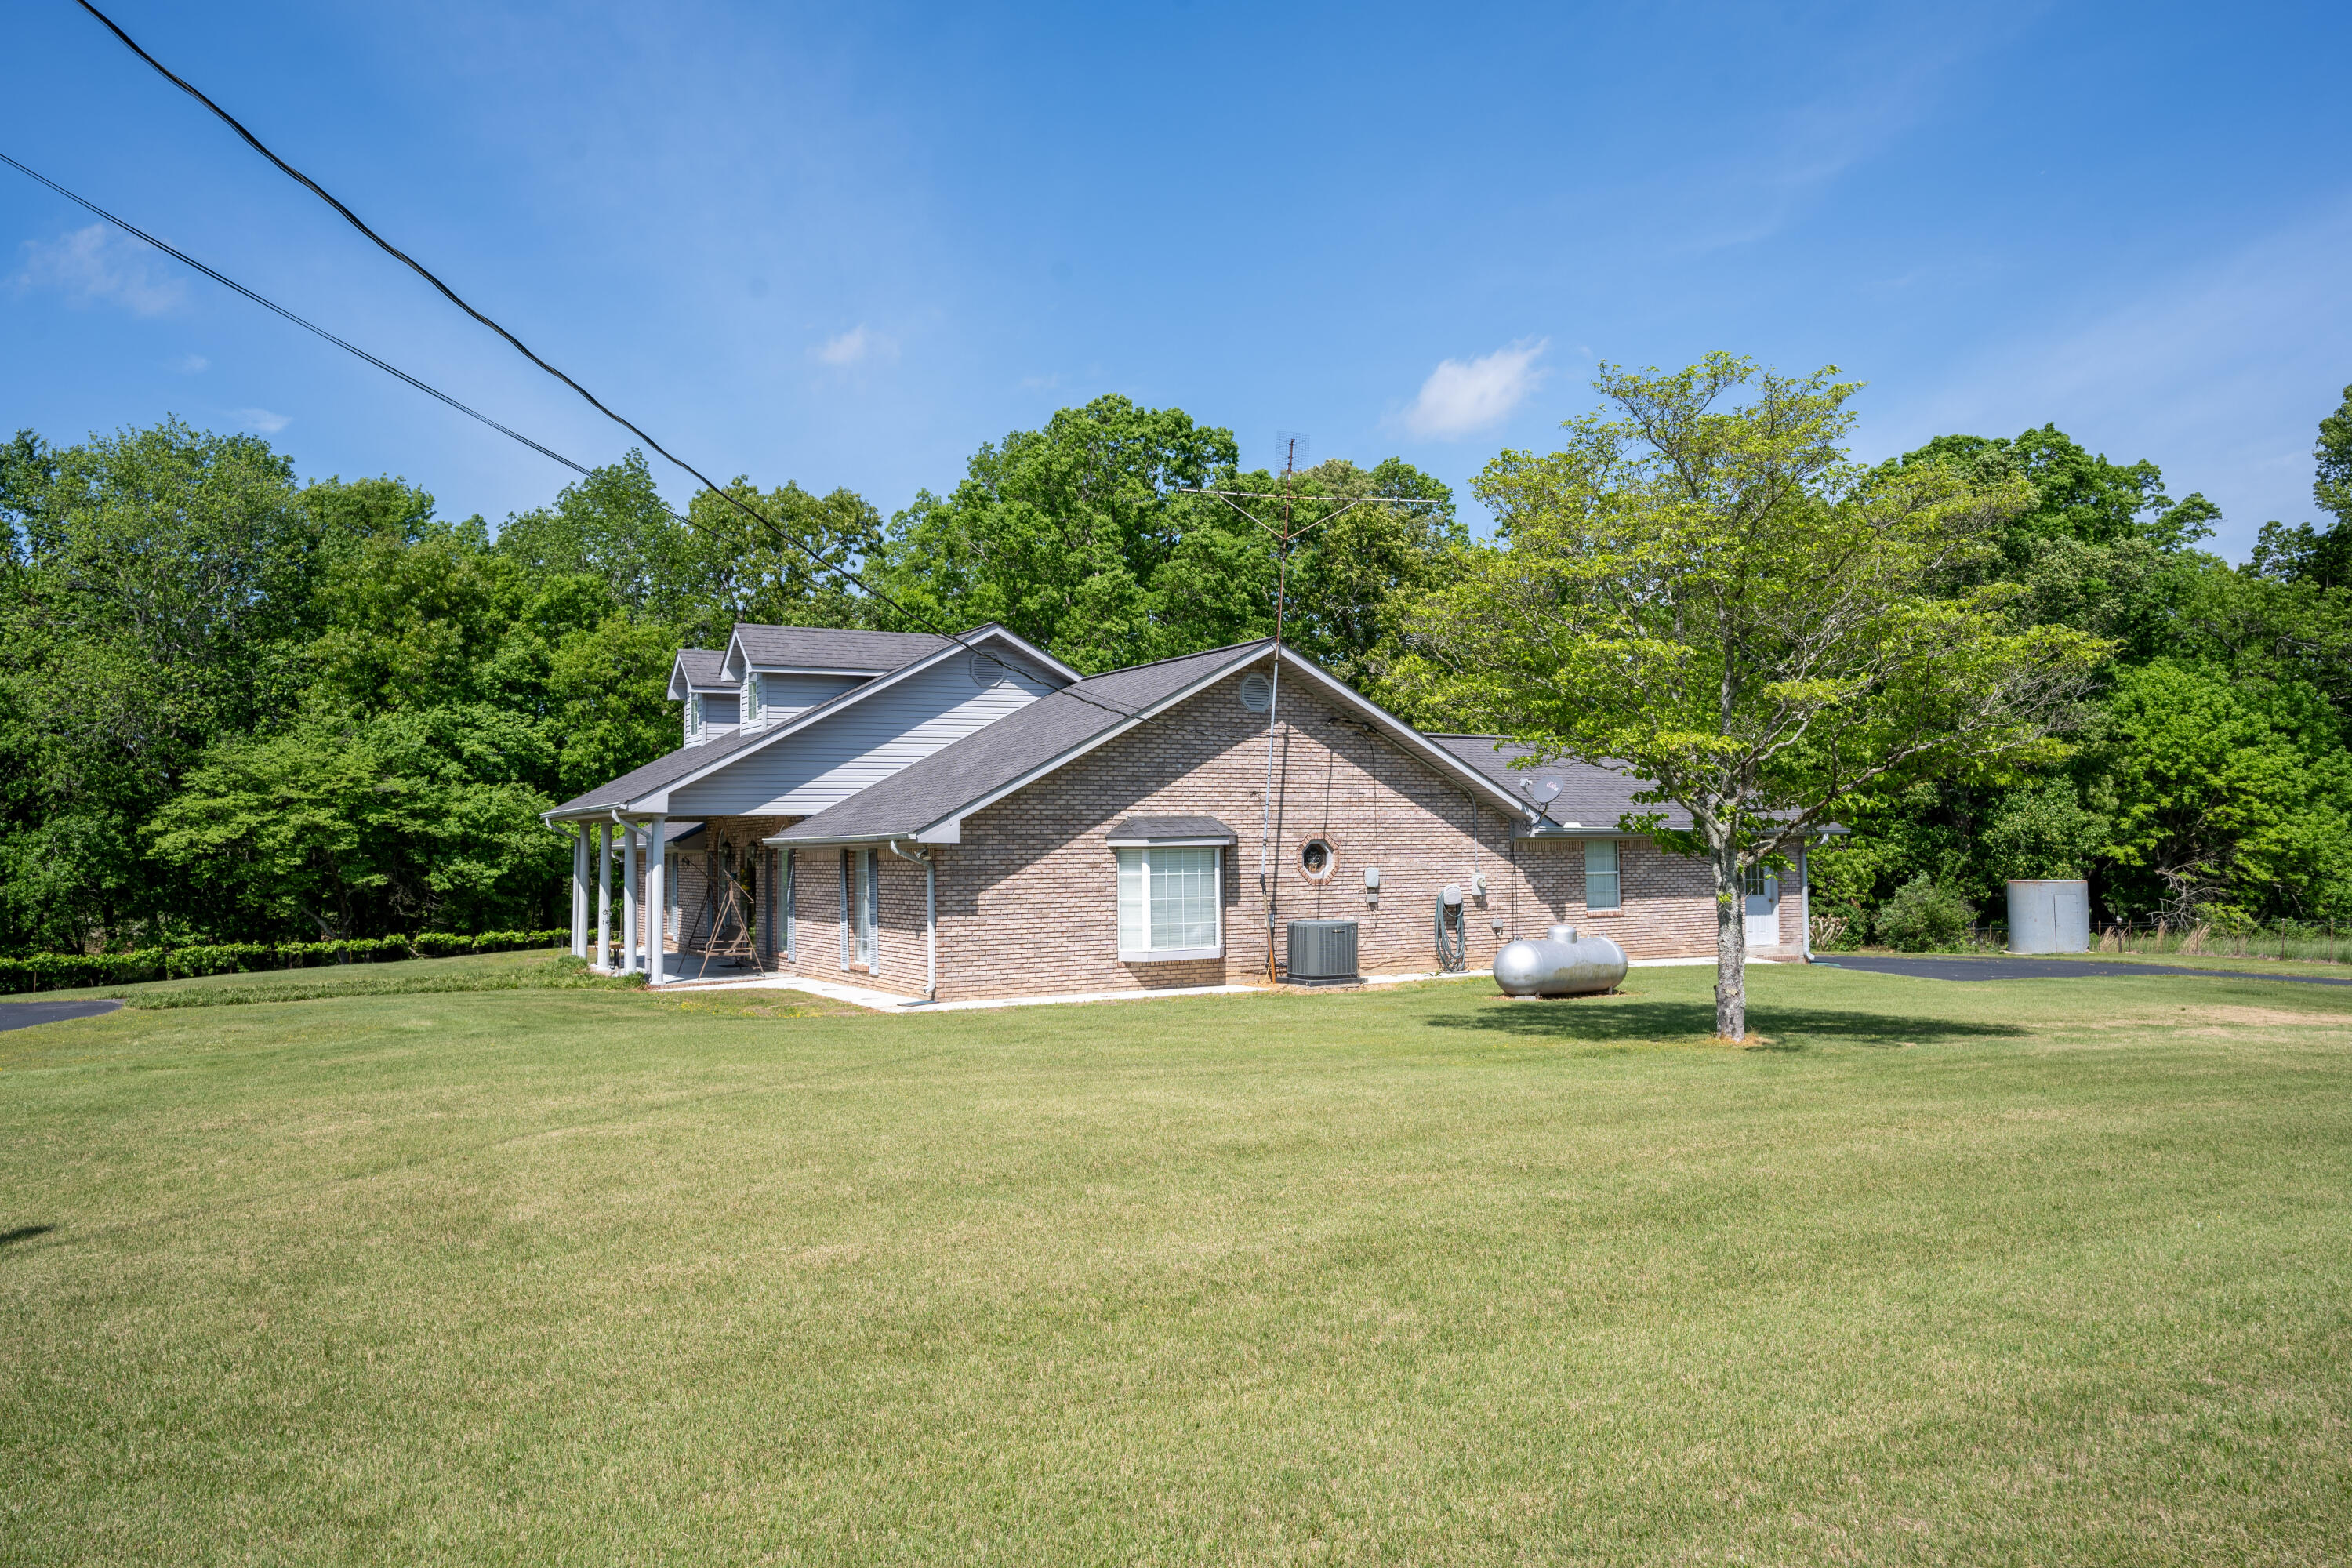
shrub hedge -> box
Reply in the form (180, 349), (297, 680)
(0, 930), (568, 994)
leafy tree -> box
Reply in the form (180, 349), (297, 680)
(689, 478), (882, 633)
(147, 706), (561, 940)
(874, 398), (1461, 680)
(494, 451), (715, 626)
(1401, 354), (2105, 1039)
(2083, 660), (2352, 920)
(0, 419), (318, 949)
(539, 611), (689, 797)
(307, 517), (524, 713)
(873, 395), (1241, 669)
(2249, 384), (2352, 592)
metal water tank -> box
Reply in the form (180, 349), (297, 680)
(2007, 880), (2090, 953)
(1493, 924), (1628, 996)
(1287, 919), (1359, 981)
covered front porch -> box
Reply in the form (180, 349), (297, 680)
(555, 815), (789, 985)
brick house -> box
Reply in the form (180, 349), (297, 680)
(544, 626), (1809, 1002)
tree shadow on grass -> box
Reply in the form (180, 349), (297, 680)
(0, 1224), (56, 1250)
(1428, 998), (2031, 1051)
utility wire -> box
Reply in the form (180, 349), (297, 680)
(71, 0), (1156, 724)
(0, 150), (590, 476)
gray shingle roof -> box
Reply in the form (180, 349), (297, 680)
(1425, 736), (1693, 833)
(673, 650), (731, 689)
(546, 724), (774, 817)
(729, 625), (951, 673)
(773, 642), (1270, 844)
(1107, 815), (1237, 844)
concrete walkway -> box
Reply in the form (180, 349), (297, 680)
(0, 998), (122, 1030)
(659, 963), (1499, 1013)
(643, 951), (1723, 1014)
(1815, 954), (2352, 988)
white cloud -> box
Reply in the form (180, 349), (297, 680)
(1399, 339), (1551, 439)
(234, 408), (291, 435)
(170, 353), (209, 374)
(812, 324), (894, 367)
(15, 224), (184, 316)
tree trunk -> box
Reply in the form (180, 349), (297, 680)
(1715, 850), (1747, 1040)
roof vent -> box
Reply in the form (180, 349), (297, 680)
(1240, 672), (1273, 713)
(967, 651), (1005, 688)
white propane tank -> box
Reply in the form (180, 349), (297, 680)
(1493, 924), (1628, 997)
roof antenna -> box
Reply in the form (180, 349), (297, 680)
(1174, 437), (1443, 983)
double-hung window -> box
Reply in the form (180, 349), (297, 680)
(1116, 846), (1222, 961)
(1584, 839), (1621, 910)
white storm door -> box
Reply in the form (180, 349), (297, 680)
(1742, 866), (1779, 947)
(853, 851), (877, 968)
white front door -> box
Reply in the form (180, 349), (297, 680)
(1743, 866), (1780, 948)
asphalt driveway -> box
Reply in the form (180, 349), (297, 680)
(0, 998), (123, 1030)
(1814, 954), (2352, 987)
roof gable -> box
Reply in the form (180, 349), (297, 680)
(545, 622), (1077, 819)
(666, 648), (732, 701)
(771, 642), (1528, 845)
(717, 625), (949, 681)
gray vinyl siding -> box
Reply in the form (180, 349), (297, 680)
(743, 672), (866, 731)
(670, 659), (1058, 818)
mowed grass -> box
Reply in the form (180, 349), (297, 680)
(2, 965), (2348, 1565)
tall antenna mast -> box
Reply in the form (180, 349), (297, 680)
(1257, 437), (1298, 984)
(1174, 445), (1443, 984)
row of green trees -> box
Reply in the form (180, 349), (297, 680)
(1807, 400), (2352, 932)
(2, 383), (2346, 954)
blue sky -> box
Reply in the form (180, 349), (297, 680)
(5, 0), (2348, 557)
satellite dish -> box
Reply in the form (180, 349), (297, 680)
(1532, 779), (1563, 805)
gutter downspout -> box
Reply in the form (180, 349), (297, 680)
(1799, 840), (1814, 964)
(887, 840), (937, 1002)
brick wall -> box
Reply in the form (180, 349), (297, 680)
(916, 662), (1721, 1001)
(751, 830), (939, 998)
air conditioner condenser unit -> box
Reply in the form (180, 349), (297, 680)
(1286, 919), (1359, 983)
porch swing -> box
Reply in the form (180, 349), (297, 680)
(685, 835), (761, 972)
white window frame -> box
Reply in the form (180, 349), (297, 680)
(849, 848), (877, 969)
(1584, 838), (1622, 910)
(1115, 843), (1225, 963)
(780, 849), (795, 961)
(685, 693), (705, 744)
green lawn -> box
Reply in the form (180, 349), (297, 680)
(3, 964), (2348, 1564)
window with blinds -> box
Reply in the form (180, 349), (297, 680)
(1584, 839), (1621, 909)
(1116, 846), (1222, 960)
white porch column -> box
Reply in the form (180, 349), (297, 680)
(622, 821), (641, 975)
(645, 815), (669, 986)
(570, 825), (590, 959)
(595, 822), (614, 971)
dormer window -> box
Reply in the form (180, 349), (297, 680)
(742, 672), (762, 726)
(683, 690), (741, 747)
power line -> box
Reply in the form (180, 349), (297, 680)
(0, 150), (591, 477)
(71, 0), (1153, 724)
